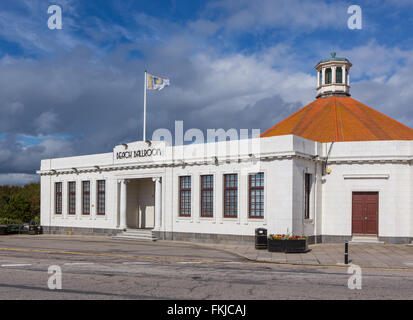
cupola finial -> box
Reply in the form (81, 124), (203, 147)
(314, 54), (352, 99)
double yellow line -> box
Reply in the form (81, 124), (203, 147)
(0, 247), (215, 263)
(1, 246), (413, 272)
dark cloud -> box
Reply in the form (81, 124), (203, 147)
(0, 1), (412, 186)
(0, 41), (314, 182)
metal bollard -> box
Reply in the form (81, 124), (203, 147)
(344, 241), (349, 264)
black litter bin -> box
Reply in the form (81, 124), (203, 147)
(255, 228), (267, 250)
(0, 225), (7, 235)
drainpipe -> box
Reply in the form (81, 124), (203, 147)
(322, 142), (334, 175)
(303, 155), (318, 239)
(313, 158), (318, 242)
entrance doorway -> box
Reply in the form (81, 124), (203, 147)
(352, 192), (378, 235)
(126, 178), (155, 229)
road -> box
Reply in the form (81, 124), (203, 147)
(0, 235), (412, 300)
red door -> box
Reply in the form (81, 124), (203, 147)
(352, 192), (378, 235)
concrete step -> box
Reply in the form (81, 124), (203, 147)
(124, 228), (152, 232)
(123, 229), (153, 235)
(112, 235), (158, 241)
(350, 236), (384, 244)
(112, 229), (158, 241)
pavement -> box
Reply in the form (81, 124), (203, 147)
(2, 234), (413, 270)
(0, 235), (413, 299)
(189, 241), (413, 270)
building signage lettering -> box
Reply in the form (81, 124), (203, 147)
(116, 148), (162, 160)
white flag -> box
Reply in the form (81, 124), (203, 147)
(147, 73), (170, 90)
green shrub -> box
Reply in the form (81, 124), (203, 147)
(0, 183), (40, 223)
(0, 217), (24, 225)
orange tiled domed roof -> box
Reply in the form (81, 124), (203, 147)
(260, 96), (413, 143)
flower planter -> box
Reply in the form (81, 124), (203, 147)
(268, 239), (285, 252)
(284, 239), (308, 253)
(268, 238), (309, 253)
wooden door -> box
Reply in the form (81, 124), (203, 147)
(352, 192), (378, 235)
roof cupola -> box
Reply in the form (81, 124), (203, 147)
(315, 52), (352, 99)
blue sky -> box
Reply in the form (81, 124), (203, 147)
(0, 0), (412, 185)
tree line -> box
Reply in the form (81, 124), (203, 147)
(0, 183), (40, 225)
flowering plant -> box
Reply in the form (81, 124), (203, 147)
(268, 234), (307, 240)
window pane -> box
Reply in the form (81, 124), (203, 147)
(224, 174), (238, 217)
(249, 173), (264, 218)
(55, 182), (62, 214)
(179, 176), (191, 216)
(325, 68), (332, 84)
(201, 175), (213, 217)
(336, 68), (342, 84)
(304, 174), (311, 219)
(82, 181), (90, 215)
(68, 181), (76, 214)
(97, 180), (105, 215)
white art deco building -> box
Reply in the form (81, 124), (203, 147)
(38, 54), (413, 244)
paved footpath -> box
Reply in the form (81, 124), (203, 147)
(0, 235), (413, 299)
(2, 235), (413, 269)
(189, 241), (413, 270)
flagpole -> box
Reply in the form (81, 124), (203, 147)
(143, 70), (147, 141)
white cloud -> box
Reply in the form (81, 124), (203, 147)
(340, 41), (411, 79)
(346, 43), (413, 126)
(0, 0), (85, 55)
(187, 19), (220, 36)
(34, 111), (59, 133)
(0, 173), (39, 186)
(204, 0), (348, 33)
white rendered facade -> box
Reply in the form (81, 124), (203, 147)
(38, 135), (413, 243)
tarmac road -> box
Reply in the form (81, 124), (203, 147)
(0, 235), (412, 300)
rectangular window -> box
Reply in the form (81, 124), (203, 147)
(68, 182), (76, 215)
(325, 68), (332, 84)
(224, 174), (238, 218)
(97, 180), (106, 215)
(336, 68), (343, 84)
(304, 173), (312, 219)
(55, 182), (62, 215)
(179, 176), (191, 217)
(200, 175), (214, 217)
(249, 173), (264, 218)
(82, 181), (90, 215)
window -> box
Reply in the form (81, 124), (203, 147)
(249, 173), (264, 218)
(304, 173), (312, 219)
(179, 176), (191, 217)
(325, 68), (332, 84)
(224, 174), (238, 218)
(97, 180), (106, 215)
(319, 71), (322, 86)
(82, 181), (90, 215)
(55, 182), (62, 215)
(68, 182), (76, 215)
(200, 175), (214, 217)
(336, 67), (342, 84)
